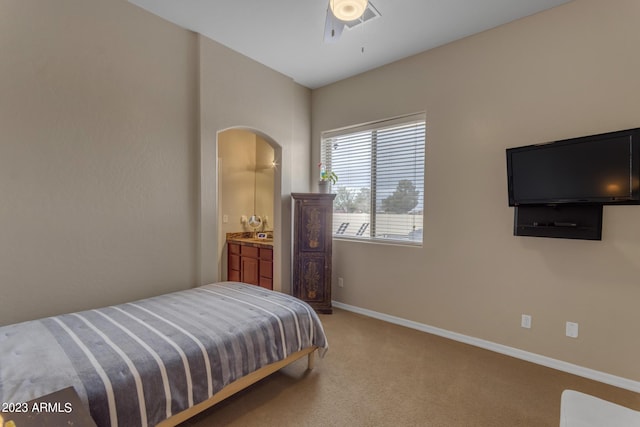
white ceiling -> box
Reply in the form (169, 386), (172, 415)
(128, 0), (572, 89)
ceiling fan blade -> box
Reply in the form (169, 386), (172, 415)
(323, 7), (344, 43)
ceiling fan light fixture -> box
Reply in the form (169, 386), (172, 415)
(330, 0), (369, 22)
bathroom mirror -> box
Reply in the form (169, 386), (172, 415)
(218, 130), (275, 236)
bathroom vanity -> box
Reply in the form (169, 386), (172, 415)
(226, 233), (273, 290)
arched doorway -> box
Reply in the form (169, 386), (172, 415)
(216, 128), (283, 290)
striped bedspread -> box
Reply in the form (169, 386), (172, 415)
(0, 282), (328, 427)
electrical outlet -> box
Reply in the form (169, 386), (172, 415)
(521, 314), (532, 329)
(222, 214), (229, 224)
(338, 277), (344, 288)
(566, 322), (579, 338)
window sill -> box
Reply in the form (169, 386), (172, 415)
(333, 235), (423, 248)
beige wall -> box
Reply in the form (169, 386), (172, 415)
(312, 0), (640, 381)
(0, 0), (310, 324)
(198, 37), (311, 294)
(0, 0), (198, 324)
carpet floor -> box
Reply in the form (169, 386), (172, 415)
(181, 308), (640, 426)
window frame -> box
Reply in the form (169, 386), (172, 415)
(321, 112), (426, 246)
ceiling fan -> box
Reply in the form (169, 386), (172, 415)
(323, 0), (380, 43)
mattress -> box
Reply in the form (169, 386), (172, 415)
(0, 282), (328, 426)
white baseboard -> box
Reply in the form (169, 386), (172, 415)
(332, 301), (640, 393)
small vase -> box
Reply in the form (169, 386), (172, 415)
(318, 180), (330, 193)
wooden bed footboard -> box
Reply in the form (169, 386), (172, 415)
(157, 346), (318, 427)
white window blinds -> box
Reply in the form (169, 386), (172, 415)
(321, 113), (426, 244)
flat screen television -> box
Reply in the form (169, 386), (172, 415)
(506, 128), (640, 206)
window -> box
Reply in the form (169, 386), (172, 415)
(321, 113), (426, 245)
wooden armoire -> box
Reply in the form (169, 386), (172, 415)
(292, 193), (335, 314)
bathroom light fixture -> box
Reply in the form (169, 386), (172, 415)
(330, 0), (368, 22)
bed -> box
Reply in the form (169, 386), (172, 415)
(0, 281), (328, 427)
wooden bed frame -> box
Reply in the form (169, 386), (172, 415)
(157, 346), (318, 426)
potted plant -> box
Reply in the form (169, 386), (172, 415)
(318, 163), (338, 193)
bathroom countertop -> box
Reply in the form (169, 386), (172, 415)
(226, 232), (274, 248)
